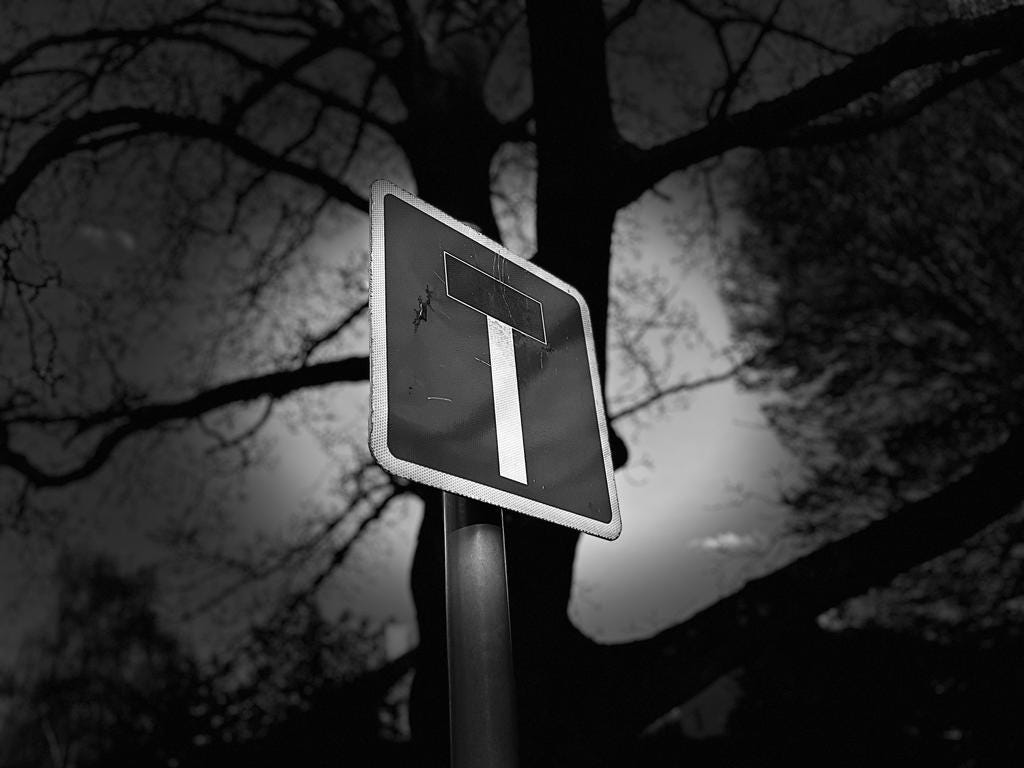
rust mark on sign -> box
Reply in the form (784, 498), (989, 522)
(412, 285), (434, 332)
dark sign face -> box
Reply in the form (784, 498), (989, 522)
(369, 181), (620, 540)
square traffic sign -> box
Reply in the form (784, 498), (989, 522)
(368, 180), (621, 540)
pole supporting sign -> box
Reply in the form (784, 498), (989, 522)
(368, 180), (621, 540)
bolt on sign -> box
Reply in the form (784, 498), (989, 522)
(368, 180), (621, 540)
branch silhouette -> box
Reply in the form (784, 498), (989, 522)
(0, 108), (370, 226)
(607, 425), (1024, 732)
(615, 6), (1024, 207)
(1, 356), (369, 487)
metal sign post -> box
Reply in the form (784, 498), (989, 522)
(368, 180), (622, 767)
(443, 492), (517, 768)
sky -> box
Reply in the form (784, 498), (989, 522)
(0, 172), (800, 671)
(0, 0), (813, 671)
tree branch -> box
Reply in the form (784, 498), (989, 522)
(184, 465), (399, 621)
(614, 6), (1024, 207)
(0, 356), (369, 487)
(606, 0), (645, 36)
(222, 29), (343, 128)
(783, 48), (1022, 146)
(296, 301), (370, 365)
(606, 424), (1024, 732)
(1, 19), (399, 135)
(609, 357), (750, 421)
(708, 0), (783, 122)
(0, 3), (222, 82)
(0, 107), (370, 227)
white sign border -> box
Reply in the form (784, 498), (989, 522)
(368, 179), (622, 541)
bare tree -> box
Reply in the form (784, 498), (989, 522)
(3, 0), (1024, 763)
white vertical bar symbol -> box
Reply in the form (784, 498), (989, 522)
(487, 316), (528, 484)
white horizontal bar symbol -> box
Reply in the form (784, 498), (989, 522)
(444, 252), (547, 345)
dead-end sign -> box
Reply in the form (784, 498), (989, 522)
(368, 180), (621, 540)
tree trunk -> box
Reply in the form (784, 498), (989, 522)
(500, 3), (630, 764)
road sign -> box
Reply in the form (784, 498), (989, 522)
(368, 180), (621, 540)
